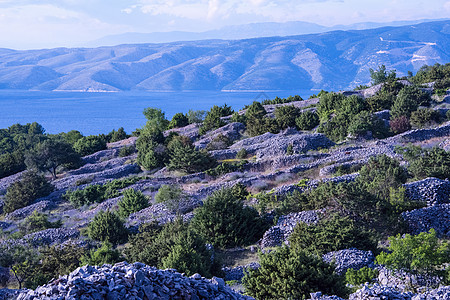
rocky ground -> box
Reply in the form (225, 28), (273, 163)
(1, 83), (450, 299)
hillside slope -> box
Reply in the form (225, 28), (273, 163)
(0, 21), (450, 92)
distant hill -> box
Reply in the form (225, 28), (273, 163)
(1, 20), (450, 92)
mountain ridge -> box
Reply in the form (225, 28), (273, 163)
(1, 20), (450, 92)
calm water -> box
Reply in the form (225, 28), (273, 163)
(0, 90), (313, 135)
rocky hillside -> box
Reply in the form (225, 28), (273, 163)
(0, 78), (450, 299)
(0, 20), (450, 91)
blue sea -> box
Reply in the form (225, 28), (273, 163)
(0, 90), (314, 135)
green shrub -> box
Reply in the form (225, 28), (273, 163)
(107, 127), (128, 143)
(236, 148), (248, 159)
(73, 135), (107, 156)
(136, 128), (167, 170)
(142, 107), (169, 132)
(345, 267), (379, 285)
(0, 244), (40, 289)
(244, 101), (279, 136)
(168, 112), (189, 129)
(118, 189), (149, 217)
(87, 210), (128, 245)
(242, 246), (348, 300)
(205, 160), (246, 177)
(391, 85), (431, 119)
(347, 111), (389, 139)
(410, 108), (441, 128)
(295, 111), (320, 130)
(230, 112), (246, 123)
(274, 105), (300, 129)
(388, 186), (425, 216)
(166, 137), (216, 173)
(119, 145), (135, 157)
(154, 184), (185, 213)
(316, 93), (346, 121)
(398, 145), (450, 180)
(447, 109), (450, 121)
(19, 211), (61, 234)
(64, 184), (109, 207)
(125, 219), (220, 277)
(191, 187), (268, 248)
(4, 171), (54, 213)
(376, 229), (450, 283)
(80, 242), (123, 266)
(199, 104), (233, 135)
(261, 95), (302, 105)
(187, 109), (206, 124)
(369, 65), (396, 85)
(289, 215), (378, 255)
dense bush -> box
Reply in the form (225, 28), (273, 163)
(316, 93), (346, 121)
(366, 81), (403, 112)
(242, 246), (348, 300)
(73, 135), (107, 156)
(370, 65), (396, 85)
(199, 104), (233, 135)
(166, 137), (216, 173)
(391, 85), (431, 119)
(125, 219), (220, 277)
(80, 242), (123, 266)
(154, 184), (185, 213)
(244, 101), (279, 136)
(274, 105), (300, 129)
(345, 267), (379, 285)
(205, 134), (232, 151)
(411, 63), (450, 89)
(136, 127), (166, 170)
(142, 107), (169, 132)
(0, 244), (40, 289)
(410, 108), (441, 128)
(398, 145), (450, 180)
(118, 145), (135, 157)
(390, 116), (411, 134)
(118, 189), (149, 217)
(87, 210), (128, 245)
(190, 187), (268, 248)
(107, 127), (128, 143)
(347, 111), (389, 139)
(376, 229), (450, 283)
(168, 112), (189, 129)
(295, 110), (320, 130)
(4, 171), (54, 213)
(205, 160), (246, 177)
(235, 148), (248, 159)
(186, 109), (206, 124)
(289, 215), (378, 255)
(261, 95), (302, 105)
(19, 211), (61, 234)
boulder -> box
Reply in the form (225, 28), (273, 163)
(322, 249), (374, 275)
(401, 204), (450, 236)
(194, 122), (245, 150)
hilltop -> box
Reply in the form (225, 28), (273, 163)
(0, 20), (450, 92)
(0, 65), (450, 299)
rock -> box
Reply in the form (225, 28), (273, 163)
(401, 204), (450, 236)
(322, 249), (375, 275)
(194, 122), (245, 150)
(5, 200), (55, 220)
(0, 171), (26, 195)
(404, 177), (450, 207)
(165, 123), (201, 141)
(349, 283), (416, 300)
(222, 263), (261, 282)
(21, 228), (80, 247)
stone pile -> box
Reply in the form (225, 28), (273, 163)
(401, 204), (450, 236)
(348, 284), (416, 300)
(404, 177), (450, 206)
(377, 266), (442, 291)
(260, 210), (320, 248)
(222, 263), (261, 282)
(17, 262), (253, 300)
(322, 249), (374, 275)
(194, 122), (245, 150)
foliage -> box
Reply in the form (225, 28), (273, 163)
(274, 105), (300, 129)
(390, 116), (411, 134)
(4, 171), (54, 213)
(107, 127), (128, 143)
(411, 63), (450, 89)
(19, 211), (61, 234)
(118, 145), (135, 157)
(154, 184), (185, 213)
(230, 111), (247, 123)
(0, 244), (41, 289)
(286, 144), (294, 155)
(289, 215), (378, 255)
(391, 85), (431, 119)
(206, 134), (233, 151)
(118, 188), (149, 217)
(80, 242), (123, 266)
(397, 145), (450, 180)
(199, 104), (233, 135)
(59, 130), (83, 146)
(370, 65), (396, 85)
(205, 160), (247, 177)
(87, 210), (128, 245)
(168, 112), (189, 129)
(236, 148), (248, 159)
(242, 246), (348, 300)
(125, 219), (220, 277)
(25, 138), (81, 179)
(309, 89), (329, 99)
(356, 154), (408, 200)
(166, 137), (216, 173)
(366, 81), (403, 112)
(295, 110), (320, 130)
(316, 93), (346, 121)
(376, 229), (450, 280)
(388, 186), (425, 216)
(345, 267), (379, 285)
(0, 151), (25, 180)
(136, 127), (166, 170)
(190, 187), (268, 248)
(347, 111), (389, 139)
(142, 107), (169, 132)
(409, 108), (441, 128)
(186, 109), (206, 124)
(244, 101), (279, 136)
(73, 135), (107, 157)
(260, 95), (302, 105)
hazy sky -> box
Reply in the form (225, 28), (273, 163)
(1, 0), (449, 49)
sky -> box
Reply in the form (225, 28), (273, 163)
(0, 0), (449, 50)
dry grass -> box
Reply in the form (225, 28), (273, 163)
(217, 247), (259, 268)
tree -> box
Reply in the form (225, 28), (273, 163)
(199, 104), (233, 135)
(166, 138), (216, 173)
(242, 246), (348, 300)
(370, 65), (396, 85)
(168, 113), (189, 129)
(73, 135), (107, 156)
(87, 210), (128, 245)
(190, 187), (267, 248)
(4, 171), (54, 213)
(274, 105), (300, 129)
(245, 101), (279, 136)
(143, 107), (169, 132)
(347, 111), (389, 139)
(136, 128), (166, 170)
(391, 85), (431, 119)
(25, 138), (81, 179)
(0, 244), (40, 289)
(108, 127), (128, 143)
(60, 130), (83, 145)
(295, 111), (320, 130)
(186, 109), (206, 124)
(80, 242), (123, 266)
(376, 229), (450, 285)
(118, 188), (149, 217)
(398, 145), (450, 180)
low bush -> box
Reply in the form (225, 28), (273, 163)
(168, 112), (189, 129)
(87, 210), (128, 245)
(410, 108), (441, 128)
(81, 242), (123, 266)
(73, 135), (107, 156)
(274, 105), (300, 129)
(154, 184), (185, 213)
(242, 246), (348, 300)
(205, 160), (247, 177)
(295, 110), (320, 130)
(398, 145), (450, 180)
(19, 211), (61, 234)
(206, 134), (232, 151)
(345, 267), (379, 285)
(119, 145), (135, 157)
(117, 189), (149, 217)
(235, 148), (248, 159)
